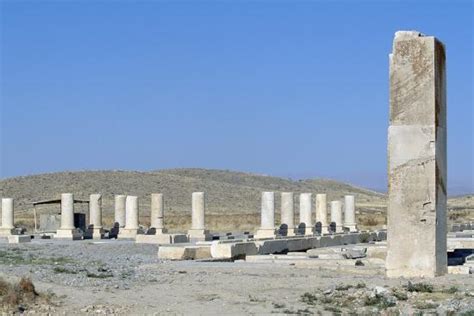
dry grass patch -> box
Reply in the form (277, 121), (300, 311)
(0, 277), (54, 313)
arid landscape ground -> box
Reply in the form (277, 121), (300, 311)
(1, 169), (473, 314)
(1, 240), (474, 315)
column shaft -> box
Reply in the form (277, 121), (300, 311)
(151, 193), (164, 230)
(330, 201), (343, 233)
(60, 193), (75, 230)
(114, 195), (126, 227)
(1, 198), (14, 230)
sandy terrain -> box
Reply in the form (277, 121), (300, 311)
(1, 239), (473, 315)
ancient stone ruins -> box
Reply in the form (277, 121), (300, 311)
(387, 31), (448, 278)
(0, 31), (472, 278)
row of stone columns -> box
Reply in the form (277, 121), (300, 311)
(256, 192), (358, 238)
(52, 192), (208, 239)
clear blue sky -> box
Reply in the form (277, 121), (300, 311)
(1, 1), (473, 194)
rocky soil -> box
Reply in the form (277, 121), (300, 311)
(1, 239), (473, 315)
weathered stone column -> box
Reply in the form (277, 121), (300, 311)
(280, 192), (295, 236)
(56, 193), (80, 239)
(330, 201), (343, 233)
(386, 31), (447, 278)
(118, 195), (139, 238)
(188, 192), (211, 241)
(255, 192), (276, 238)
(125, 196), (139, 229)
(0, 198), (14, 236)
(315, 194), (329, 234)
(89, 194), (103, 239)
(343, 195), (357, 232)
(151, 193), (166, 234)
(114, 195), (126, 227)
(299, 193), (313, 235)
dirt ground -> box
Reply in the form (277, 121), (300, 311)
(1, 240), (473, 315)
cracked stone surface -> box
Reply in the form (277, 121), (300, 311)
(386, 31), (447, 278)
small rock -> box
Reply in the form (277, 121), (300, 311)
(323, 289), (332, 295)
(374, 286), (389, 295)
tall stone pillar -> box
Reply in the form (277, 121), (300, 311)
(386, 31), (447, 278)
(56, 193), (80, 239)
(119, 195), (139, 238)
(299, 193), (313, 235)
(114, 195), (126, 228)
(188, 192), (211, 241)
(255, 192), (276, 238)
(343, 195), (357, 232)
(330, 201), (343, 233)
(89, 194), (103, 239)
(280, 192), (295, 236)
(151, 193), (166, 234)
(0, 198), (14, 236)
(315, 194), (329, 234)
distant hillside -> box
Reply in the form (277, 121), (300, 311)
(1, 169), (385, 216)
(0, 169), (472, 228)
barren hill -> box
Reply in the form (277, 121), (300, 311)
(0, 169), (472, 230)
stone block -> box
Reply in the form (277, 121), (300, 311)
(448, 266), (471, 275)
(341, 234), (359, 245)
(320, 235), (342, 248)
(136, 233), (188, 244)
(55, 229), (83, 240)
(366, 246), (387, 260)
(8, 235), (31, 243)
(117, 229), (139, 239)
(210, 241), (258, 259)
(188, 229), (212, 242)
(447, 238), (474, 251)
(257, 239), (288, 255)
(0, 228), (14, 237)
(254, 229), (276, 239)
(158, 245), (211, 260)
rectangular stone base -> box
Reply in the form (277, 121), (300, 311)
(136, 233), (188, 244)
(158, 245), (212, 260)
(118, 228), (139, 239)
(254, 229), (276, 239)
(0, 228), (14, 236)
(210, 241), (258, 259)
(187, 229), (212, 241)
(157, 231), (387, 261)
(92, 228), (104, 240)
(55, 229), (83, 240)
(303, 227), (314, 236)
(8, 235), (31, 244)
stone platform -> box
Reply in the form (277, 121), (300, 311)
(135, 233), (188, 244)
(157, 231), (387, 260)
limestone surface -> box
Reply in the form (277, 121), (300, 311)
(255, 192), (276, 238)
(280, 192), (295, 236)
(330, 201), (343, 233)
(386, 31), (447, 278)
(114, 195), (126, 227)
(299, 193), (313, 235)
(0, 198), (14, 236)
